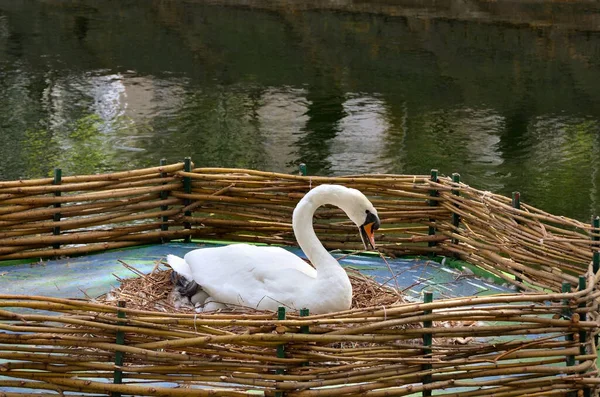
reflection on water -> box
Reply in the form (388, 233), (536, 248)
(332, 95), (390, 174)
(0, 1), (599, 221)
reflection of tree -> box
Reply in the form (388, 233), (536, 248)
(387, 107), (472, 177)
(592, 129), (600, 219)
(290, 89), (345, 175)
(23, 127), (59, 178)
(492, 55), (543, 198)
(73, 15), (89, 41)
(148, 85), (270, 169)
(275, 9), (348, 175)
(59, 114), (107, 175)
(380, 101), (408, 174)
(23, 114), (107, 177)
(520, 119), (599, 221)
(0, 66), (52, 179)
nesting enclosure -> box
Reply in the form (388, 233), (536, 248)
(1, 162), (599, 396)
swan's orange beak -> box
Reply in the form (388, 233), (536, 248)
(359, 222), (377, 250)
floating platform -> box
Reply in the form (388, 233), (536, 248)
(0, 163), (598, 396)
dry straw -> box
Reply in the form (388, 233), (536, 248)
(0, 161), (599, 396)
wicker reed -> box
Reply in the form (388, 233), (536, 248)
(0, 162), (599, 396)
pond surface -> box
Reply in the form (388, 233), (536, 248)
(1, 0), (600, 221)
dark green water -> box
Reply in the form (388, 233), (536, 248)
(1, 0), (599, 221)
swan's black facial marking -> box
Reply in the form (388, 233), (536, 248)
(359, 209), (380, 250)
(364, 210), (380, 230)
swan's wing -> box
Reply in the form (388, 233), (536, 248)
(250, 267), (315, 310)
(245, 246), (317, 277)
(184, 244), (316, 280)
(182, 244), (317, 309)
(206, 266), (314, 309)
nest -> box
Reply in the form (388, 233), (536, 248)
(99, 260), (480, 345)
(100, 260), (407, 313)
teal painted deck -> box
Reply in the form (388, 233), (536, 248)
(0, 242), (512, 302)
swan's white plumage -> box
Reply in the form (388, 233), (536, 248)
(168, 245), (318, 309)
(167, 184), (378, 314)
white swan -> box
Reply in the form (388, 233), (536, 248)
(167, 184), (380, 314)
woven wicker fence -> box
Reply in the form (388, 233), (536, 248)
(1, 161), (599, 396)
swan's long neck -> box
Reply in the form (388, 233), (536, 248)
(292, 186), (349, 277)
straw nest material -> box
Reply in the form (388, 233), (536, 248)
(99, 259), (481, 346)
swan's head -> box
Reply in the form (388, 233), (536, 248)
(342, 188), (380, 250)
(296, 184), (381, 250)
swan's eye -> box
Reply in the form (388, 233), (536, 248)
(363, 210), (380, 230)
